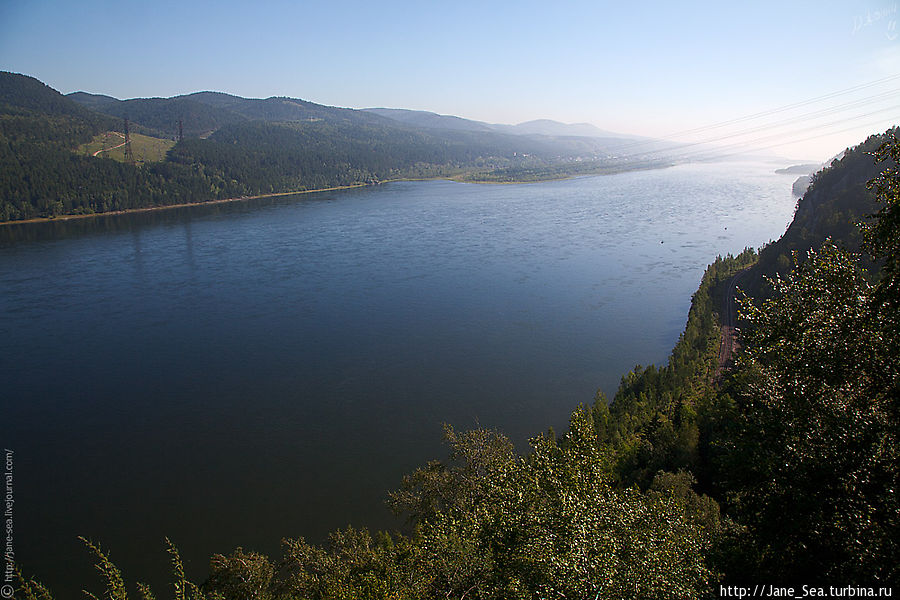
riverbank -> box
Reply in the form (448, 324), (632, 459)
(0, 160), (677, 227)
(0, 177), (548, 226)
(454, 160), (673, 184)
(0, 184), (374, 227)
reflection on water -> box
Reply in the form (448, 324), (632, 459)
(0, 195), (319, 245)
(0, 163), (796, 596)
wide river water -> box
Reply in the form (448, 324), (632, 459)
(1, 161), (797, 595)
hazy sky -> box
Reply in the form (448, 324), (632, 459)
(1, 0), (898, 160)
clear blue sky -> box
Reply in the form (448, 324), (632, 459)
(2, 0), (898, 160)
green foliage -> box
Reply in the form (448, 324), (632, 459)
(62, 537), (209, 600)
(518, 410), (717, 599)
(277, 529), (424, 600)
(167, 538), (206, 600)
(597, 248), (758, 488)
(0, 79), (234, 221)
(194, 418), (718, 600)
(16, 571), (55, 600)
(136, 583), (157, 600)
(389, 425), (518, 524)
(385, 413), (718, 599)
(203, 548), (273, 600)
(79, 537), (129, 600)
(715, 243), (900, 583)
(703, 136), (900, 584)
(865, 131), (900, 308)
(584, 137), (900, 584)
(743, 127), (897, 298)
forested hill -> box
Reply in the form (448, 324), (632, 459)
(552, 134), (900, 497)
(67, 89), (392, 138)
(0, 72), (110, 124)
(582, 127), (899, 588)
(67, 85), (629, 161)
(740, 128), (898, 297)
(363, 107), (496, 132)
(0, 73), (229, 221)
(1, 71), (663, 222)
(587, 130), (897, 486)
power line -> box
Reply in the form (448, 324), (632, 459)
(676, 119), (899, 163)
(642, 103), (900, 161)
(659, 73), (900, 140)
(601, 74), (900, 158)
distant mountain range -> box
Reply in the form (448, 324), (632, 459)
(63, 92), (640, 142)
(60, 85), (682, 160)
(361, 108), (636, 139)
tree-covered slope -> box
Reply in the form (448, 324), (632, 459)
(589, 128), (899, 495)
(67, 90), (396, 137)
(741, 129), (897, 297)
(0, 72), (108, 123)
(3, 72), (639, 222)
(65, 91), (121, 111)
(586, 128), (900, 585)
(85, 96), (250, 137)
(0, 72), (227, 220)
(166, 116), (620, 197)
(590, 248), (758, 490)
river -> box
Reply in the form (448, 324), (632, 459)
(0, 160), (796, 595)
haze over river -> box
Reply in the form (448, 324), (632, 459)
(1, 161), (797, 595)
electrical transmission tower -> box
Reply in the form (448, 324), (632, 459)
(123, 117), (135, 165)
(177, 120), (184, 143)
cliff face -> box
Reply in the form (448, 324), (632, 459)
(742, 128), (896, 297)
(792, 175), (812, 197)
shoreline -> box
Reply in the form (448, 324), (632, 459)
(0, 183), (372, 227)
(0, 177), (524, 227)
(0, 163), (673, 227)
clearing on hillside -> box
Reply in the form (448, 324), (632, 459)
(78, 131), (176, 164)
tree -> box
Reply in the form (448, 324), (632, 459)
(719, 240), (899, 583)
(390, 412), (718, 599)
(865, 130), (900, 308)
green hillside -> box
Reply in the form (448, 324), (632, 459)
(1, 72), (659, 222)
(0, 73), (227, 220)
(582, 128), (900, 586)
(69, 89), (396, 136)
(741, 129), (896, 297)
(0, 72), (109, 123)
(77, 130), (176, 164)
(93, 96), (247, 137)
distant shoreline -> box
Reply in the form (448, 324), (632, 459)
(0, 177), (538, 227)
(0, 163), (672, 227)
(0, 184), (372, 227)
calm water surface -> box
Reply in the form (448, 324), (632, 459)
(1, 161), (796, 594)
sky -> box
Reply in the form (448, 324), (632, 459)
(1, 0), (899, 161)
